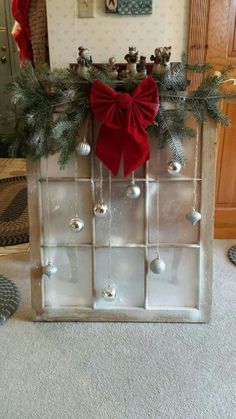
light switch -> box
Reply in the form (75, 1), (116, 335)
(78, 0), (95, 18)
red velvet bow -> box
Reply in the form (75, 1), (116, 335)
(90, 76), (159, 176)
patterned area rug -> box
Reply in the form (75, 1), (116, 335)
(0, 176), (29, 246)
(228, 245), (236, 266)
(0, 275), (20, 324)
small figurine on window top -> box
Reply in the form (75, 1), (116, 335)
(124, 46), (139, 75)
(107, 56), (119, 79)
(77, 46), (93, 77)
(150, 46), (172, 76)
(136, 55), (147, 79)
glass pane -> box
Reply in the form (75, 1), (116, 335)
(148, 181), (200, 244)
(43, 247), (92, 307)
(148, 247), (199, 308)
(40, 153), (90, 178)
(41, 181), (92, 244)
(95, 180), (145, 245)
(95, 248), (144, 308)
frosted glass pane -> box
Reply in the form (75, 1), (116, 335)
(95, 248), (144, 308)
(40, 153), (90, 178)
(41, 181), (92, 244)
(95, 181), (145, 245)
(148, 181), (200, 244)
(43, 247), (92, 307)
(148, 247), (199, 307)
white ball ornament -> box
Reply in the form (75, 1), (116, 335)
(43, 262), (58, 277)
(102, 286), (116, 301)
(185, 209), (201, 225)
(167, 161), (182, 175)
(69, 216), (84, 232)
(150, 257), (166, 274)
(76, 137), (91, 156)
(93, 202), (108, 217)
(126, 183), (141, 199)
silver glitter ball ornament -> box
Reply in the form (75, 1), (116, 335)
(167, 161), (182, 175)
(150, 257), (166, 274)
(185, 209), (201, 225)
(126, 183), (141, 199)
(43, 262), (58, 277)
(93, 202), (108, 217)
(76, 138), (91, 156)
(69, 216), (84, 232)
(102, 286), (116, 301)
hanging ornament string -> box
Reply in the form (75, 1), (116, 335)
(155, 179), (160, 259)
(43, 158), (57, 277)
(102, 170), (116, 300)
(69, 154), (84, 232)
(126, 170), (141, 199)
(93, 162), (108, 217)
(74, 155), (79, 216)
(76, 114), (91, 156)
(45, 157), (51, 245)
(185, 125), (202, 225)
(99, 162), (104, 203)
(150, 139), (165, 275)
(193, 125), (199, 211)
(108, 170), (112, 286)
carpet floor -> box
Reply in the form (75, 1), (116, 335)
(0, 240), (235, 419)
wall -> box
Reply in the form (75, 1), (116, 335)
(46, 0), (189, 68)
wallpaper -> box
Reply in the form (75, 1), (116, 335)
(46, 0), (189, 68)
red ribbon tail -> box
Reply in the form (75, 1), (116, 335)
(123, 130), (150, 177)
(95, 125), (123, 176)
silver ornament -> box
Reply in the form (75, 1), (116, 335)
(167, 161), (182, 175)
(102, 286), (116, 301)
(150, 257), (166, 274)
(126, 183), (141, 199)
(76, 137), (91, 156)
(93, 202), (108, 217)
(69, 216), (84, 232)
(43, 261), (58, 277)
(185, 209), (201, 225)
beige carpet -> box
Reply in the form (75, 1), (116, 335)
(0, 240), (235, 419)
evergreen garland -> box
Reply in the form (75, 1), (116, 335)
(0, 59), (234, 168)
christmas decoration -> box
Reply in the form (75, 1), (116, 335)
(167, 161), (182, 175)
(1, 56), (233, 170)
(102, 286), (116, 300)
(76, 137), (91, 156)
(93, 202), (108, 217)
(185, 209), (202, 225)
(43, 261), (58, 277)
(124, 46), (139, 75)
(150, 257), (166, 274)
(126, 172), (141, 199)
(77, 46), (92, 77)
(185, 126), (201, 226)
(107, 56), (119, 79)
(137, 56), (147, 79)
(90, 75), (159, 176)
(69, 216), (84, 232)
(126, 183), (141, 199)
(150, 46), (172, 76)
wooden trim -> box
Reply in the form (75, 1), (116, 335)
(215, 208), (236, 238)
(26, 158), (44, 318)
(198, 119), (216, 321)
(187, 0), (210, 90)
(35, 307), (203, 323)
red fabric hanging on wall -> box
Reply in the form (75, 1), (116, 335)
(12, 0), (33, 61)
